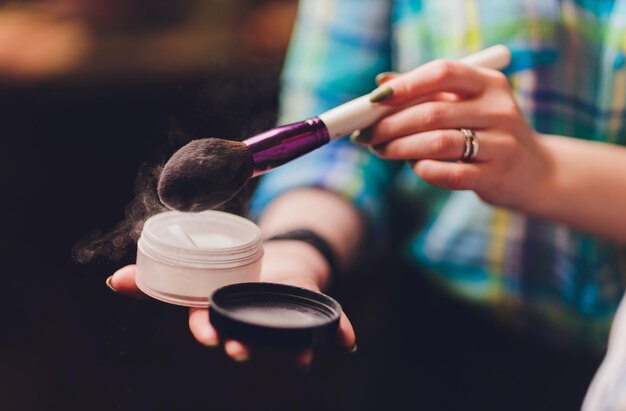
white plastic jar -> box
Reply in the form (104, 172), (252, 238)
(136, 210), (263, 307)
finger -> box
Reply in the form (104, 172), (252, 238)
(373, 129), (500, 162)
(224, 340), (250, 362)
(375, 71), (398, 86)
(336, 312), (357, 351)
(371, 60), (488, 105)
(369, 100), (489, 145)
(189, 307), (219, 347)
(107, 265), (146, 298)
(413, 159), (482, 191)
(294, 348), (314, 368)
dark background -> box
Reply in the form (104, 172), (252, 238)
(0, 1), (602, 410)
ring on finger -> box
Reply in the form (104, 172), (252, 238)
(459, 128), (479, 162)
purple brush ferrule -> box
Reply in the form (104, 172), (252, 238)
(244, 117), (330, 177)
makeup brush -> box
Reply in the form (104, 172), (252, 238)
(158, 45), (512, 212)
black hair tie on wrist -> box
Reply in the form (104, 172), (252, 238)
(265, 229), (339, 278)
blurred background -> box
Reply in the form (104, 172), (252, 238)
(0, 1), (602, 410)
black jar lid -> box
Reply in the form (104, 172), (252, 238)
(209, 282), (341, 348)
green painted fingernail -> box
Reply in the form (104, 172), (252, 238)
(349, 130), (362, 142)
(368, 144), (384, 156)
(350, 128), (373, 144)
(348, 343), (358, 354)
(369, 85), (394, 103)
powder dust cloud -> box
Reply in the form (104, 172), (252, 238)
(72, 163), (166, 264)
(72, 158), (255, 264)
(71, 64), (278, 265)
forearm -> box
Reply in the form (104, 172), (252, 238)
(258, 188), (366, 289)
(526, 135), (626, 244)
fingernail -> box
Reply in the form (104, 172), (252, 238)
(369, 85), (393, 103)
(105, 276), (117, 292)
(375, 71), (397, 85)
(350, 128), (373, 144)
(232, 352), (249, 363)
(204, 339), (219, 348)
(348, 343), (358, 354)
(368, 144), (384, 156)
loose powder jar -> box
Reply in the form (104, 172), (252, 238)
(136, 210), (263, 307)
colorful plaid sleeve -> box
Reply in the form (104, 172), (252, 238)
(251, 0), (626, 351)
(249, 0), (400, 229)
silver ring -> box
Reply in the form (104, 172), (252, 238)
(459, 128), (479, 162)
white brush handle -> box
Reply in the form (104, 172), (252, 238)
(318, 44), (512, 140)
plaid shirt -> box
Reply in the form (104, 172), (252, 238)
(251, 0), (626, 350)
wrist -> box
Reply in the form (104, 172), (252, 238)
(261, 241), (331, 290)
(512, 134), (560, 218)
(519, 135), (587, 221)
(266, 229), (339, 275)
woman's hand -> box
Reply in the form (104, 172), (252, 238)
(355, 60), (553, 213)
(106, 240), (356, 367)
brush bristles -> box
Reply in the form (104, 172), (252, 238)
(157, 138), (254, 211)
